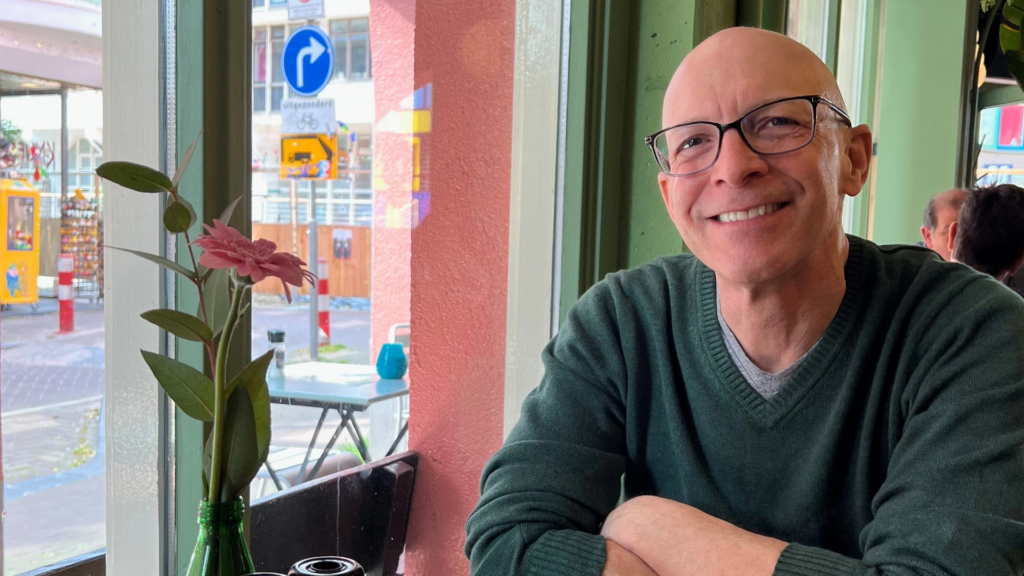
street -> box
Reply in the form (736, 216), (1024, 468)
(0, 298), (374, 575)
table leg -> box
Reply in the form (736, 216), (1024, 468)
(304, 409), (353, 481)
(297, 407), (330, 484)
(264, 459), (288, 491)
(344, 409), (371, 462)
(386, 421), (409, 457)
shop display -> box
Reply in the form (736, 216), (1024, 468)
(61, 193), (101, 296)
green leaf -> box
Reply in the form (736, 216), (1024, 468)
(96, 161), (173, 194)
(202, 268), (231, 336)
(172, 130), (203, 188)
(226, 350), (274, 465)
(140, 351), (215, 421)
(1005, 50), (1024, 93)
(106, 245), (197, 280)
(163, 201), (193, 234)
(218, 196), (243, 228)
(198, 265), (215, 284)
(177, 196), (198, 228)
(141, 309), (213, 343)
(220, 386), (260, 501)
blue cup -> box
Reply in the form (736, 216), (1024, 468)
(376, 343), (408, 379)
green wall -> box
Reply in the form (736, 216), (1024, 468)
(617, 0), (697, 269)
(560, 0), (733, 322)
(870, 0), (968, 245)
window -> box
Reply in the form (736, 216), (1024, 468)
(787, 0), (831, 62)
(250, 26), (287, 114)
(254, 29), (267, 112)
(1, 91), (106, 575)
(252, 0), (265, 8)
(330, 18), (371, 80)
(271, 26), (286, 111)
(67, 139), (104, 197)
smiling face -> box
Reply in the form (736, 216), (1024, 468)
(658, 28), (871, 287)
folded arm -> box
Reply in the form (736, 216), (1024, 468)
(602, 283), (1024, 576)
(465, 281), (632, 576)
(601, 497), (786, 576)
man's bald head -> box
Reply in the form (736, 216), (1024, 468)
(654, 25), (872, 289)
(663, 27), (846, 128)
(923, 189), (966, 230)
(921, 188), (966, 261)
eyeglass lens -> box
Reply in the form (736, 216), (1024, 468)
(653, 98), (817, 176)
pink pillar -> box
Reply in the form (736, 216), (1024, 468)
(371, 0), (515, 573)
(406, 1), (515, 574)
(369, 0), (416, 359)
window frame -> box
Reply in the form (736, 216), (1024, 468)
(328, 17), (372, 82)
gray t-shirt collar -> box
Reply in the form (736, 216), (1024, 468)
(715, 289), (821, 400)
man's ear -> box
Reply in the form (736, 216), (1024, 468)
(921, 226), (933, 249)
(1009, 253), (1024, 278)
(659, 173), (674, 220)
(948, 221), (959, 260)
(841, 125), (873, 198)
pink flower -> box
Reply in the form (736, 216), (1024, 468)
(191, 219), (316, 303)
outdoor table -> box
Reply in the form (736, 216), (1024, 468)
(266, 362), (409, 489)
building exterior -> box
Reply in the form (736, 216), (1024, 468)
(251, 0), (374, 227)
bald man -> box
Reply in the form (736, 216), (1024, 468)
(921, 188), (966, 261)
(466, 28), (1024, 576)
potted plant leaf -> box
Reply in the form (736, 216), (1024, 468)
(97, 132), (315, 576)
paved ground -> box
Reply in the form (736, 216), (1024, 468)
(250, 299), (372, 365)
(3, 476), (105, 576)
(0, 299), (374, 575)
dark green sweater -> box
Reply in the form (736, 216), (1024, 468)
(466, 236), (1024, 576)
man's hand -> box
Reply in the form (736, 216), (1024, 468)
(602, 539), (659, 576)
(600, 496), (787, 576)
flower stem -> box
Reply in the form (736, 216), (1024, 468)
(182, 229), (217, 369)
(207, 279), (245, 503)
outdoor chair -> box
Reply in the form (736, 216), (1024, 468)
(251, 451), (418, 576)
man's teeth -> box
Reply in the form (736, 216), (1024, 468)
(716, 203), (780, 223)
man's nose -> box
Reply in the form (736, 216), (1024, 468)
(710, 128), (769, 186)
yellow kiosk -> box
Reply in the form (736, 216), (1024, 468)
(0, 179), (40, 311)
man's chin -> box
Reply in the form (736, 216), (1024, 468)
(704, 250), (796, 287)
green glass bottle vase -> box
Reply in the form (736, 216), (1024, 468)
(186, 498), (255, 576)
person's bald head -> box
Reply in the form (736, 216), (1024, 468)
(664, 27), (846, 129)
(654, 26), (872, 288)
(921, 188), (966, 261)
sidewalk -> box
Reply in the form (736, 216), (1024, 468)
(0, 298), (104, 319)
(3, 475), (105, 576)
(1, 309), (108, 575)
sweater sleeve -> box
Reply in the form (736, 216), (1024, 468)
(775, 281), (1024, 576)
(465, 282), (629, 576)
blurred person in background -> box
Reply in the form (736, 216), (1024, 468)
(920, 188), (966, 260)
(949, 184), (1024, 297)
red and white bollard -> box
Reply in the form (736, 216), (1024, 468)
(317, 257), (330, 346)
(58, 254), (74, 333)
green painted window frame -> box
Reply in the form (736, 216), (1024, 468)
(175, 0), (253, 570)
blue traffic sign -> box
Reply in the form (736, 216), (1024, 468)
(282, 26), (334, 97)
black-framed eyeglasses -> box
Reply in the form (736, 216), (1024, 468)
(645, 95), (852, 177)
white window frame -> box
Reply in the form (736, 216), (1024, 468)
(103, 0), (170, 574)
(503, 0), (561, 436)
